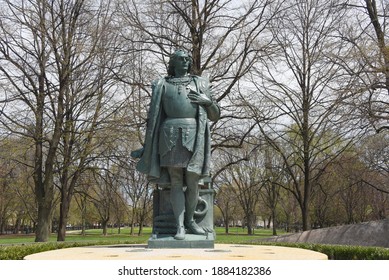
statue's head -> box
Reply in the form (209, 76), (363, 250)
(168, 49), (193, 76)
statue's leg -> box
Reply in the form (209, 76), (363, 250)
(168, 167), (186, 240)
(184, 171), (205, 235)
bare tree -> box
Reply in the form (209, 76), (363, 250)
(359, 133), (389, 189)
(0, 152), (16, 234)
(218, 147), (262, 235)
(0, 0), (71, 241)
(87, 164), (123, 236)
(341, 0), (389, 132)
(214, 183), (242, 234)
(54, 0), (127, 242)
(260, 147), (282, 235)
(120, 161), (153, 235)
(73, 180), (91, 236)
(277, 188), (300, 232)
(247, 0), (359, 230)
(357, 133), (389, 219)
(0, 0), (129, 241)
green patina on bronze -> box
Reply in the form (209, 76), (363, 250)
(132, 49), (220, 243)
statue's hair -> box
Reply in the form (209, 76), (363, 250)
(167, 49), (193, 76)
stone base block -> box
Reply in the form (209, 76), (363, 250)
(148, 233), (214, 249)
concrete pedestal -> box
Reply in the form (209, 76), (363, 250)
(151, 186), (215, 248)
(24, 244), (328, 260)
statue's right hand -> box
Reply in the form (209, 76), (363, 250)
(131, 147), (144, 158)
(187, 86), (212, 107)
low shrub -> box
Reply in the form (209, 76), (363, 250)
(251, 241), (389, 260)
(0, 240), (141, 260)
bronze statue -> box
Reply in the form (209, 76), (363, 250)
(133, 49), (220, 240)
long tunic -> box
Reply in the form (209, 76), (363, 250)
(136, 75), (220, 185)
(159, 78), (197, 167)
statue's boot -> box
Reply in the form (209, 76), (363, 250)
(184, 171), (205, 235)
(185, 220), (205, 235)
(174, 225), (185, 240)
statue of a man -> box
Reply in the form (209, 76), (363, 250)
(133, 49), (220, 240)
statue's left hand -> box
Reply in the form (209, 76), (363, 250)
(187, 85), (212, 107)
(131, 147), (144, 158)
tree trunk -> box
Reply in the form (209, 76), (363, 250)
(271, 209), (277, 236)
(138, 223), (143, 236)
(247, 214), (254, 235)
(247, 225), (253, 235)
(81, 222), (86, 236)
(0, 220), (4, 235)
(267, 216), (271, 229)
(224, 214), (230, 234)
(301, 165), (311, 231)
(138, 210), (145, 236)
(117, 219), (121, 234)
(57, 171), (79, 241)
(0, 215), (3, 235)
(14, 216), (21, 234)
(301, 204), (309, 232)
(77, 193), (88, 235)
(35, 162), (55, 242)
(102, 220), (108, 236)
(35, 203), (52, 242)
(130, 207), (136, 235)
(190, 0), (202, 75)
(57, 196), (70, 241)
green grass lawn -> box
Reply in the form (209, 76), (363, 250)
(0, 226), (280, 245)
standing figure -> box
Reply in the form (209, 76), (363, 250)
(134, 49), (220, 240)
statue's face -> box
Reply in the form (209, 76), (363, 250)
(173, 51), (190, 76)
